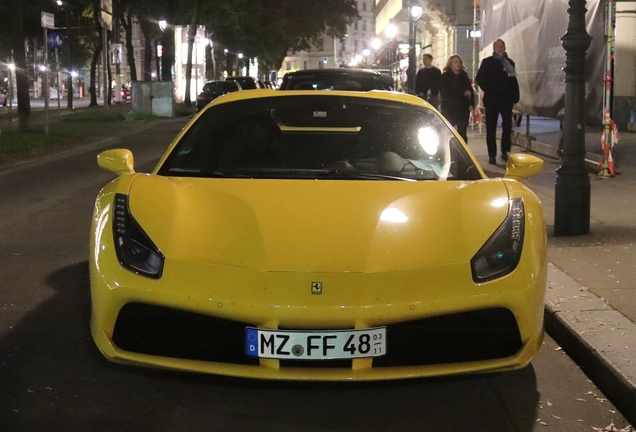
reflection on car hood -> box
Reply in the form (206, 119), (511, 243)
(128, 175), (509, 272)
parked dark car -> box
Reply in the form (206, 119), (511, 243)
(225, 76), (259, 90)
(279, 68), (395, 91)
(197, 80), (242, 111)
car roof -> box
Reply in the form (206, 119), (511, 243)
(285, 68), (389, 77)
(280, 68), (394, 91)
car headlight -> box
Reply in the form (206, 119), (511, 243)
(470, 198), (524, 283)
(113, 193), (164, 278)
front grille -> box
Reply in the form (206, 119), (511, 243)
(112, 303), (259, 365)
(373, 308), (522, 367)
(112, 303), (521, 369)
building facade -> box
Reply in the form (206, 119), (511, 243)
(277, 0), (475, 92)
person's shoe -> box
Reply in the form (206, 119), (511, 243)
(488, 157), (497, 165)
(501, 152), (509, 162)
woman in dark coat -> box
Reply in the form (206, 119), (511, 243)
(439, 55), (475, 144)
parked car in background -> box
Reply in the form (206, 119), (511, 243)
(90, 88), (547, 381)
(197, 80), (242, 111)
(225, 75), (259, 90)
(279, 68), (395, 91)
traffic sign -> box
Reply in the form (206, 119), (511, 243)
(41, 12), (55, 29)
(47, 31), (64, 49)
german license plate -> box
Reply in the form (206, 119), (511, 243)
(245, 327), (387, 360)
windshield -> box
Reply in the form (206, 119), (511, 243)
(283, 75), (391, 91)
(157, 95), (482, 181)
(203, 82), (239, 92)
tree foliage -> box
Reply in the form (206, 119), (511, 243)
(0, 0), (360, 118)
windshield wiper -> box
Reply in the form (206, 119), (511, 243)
(316, 169), (415, 181)
(165, 168), (230, 178)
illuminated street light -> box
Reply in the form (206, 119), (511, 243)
(371, 38), (382, 50)
(407, 0), (423, 94)
(158, 20), (167, 31)
(386, 23), (397, 39)
(411, 1), (423, 20)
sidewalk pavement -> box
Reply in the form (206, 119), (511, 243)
(467, 119), (636, 425)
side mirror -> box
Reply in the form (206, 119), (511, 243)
(504, 153), (543, 181)
(97, 149), (135, 176)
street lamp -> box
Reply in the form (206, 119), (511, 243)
(554, 0), (592, 235)
(407, 0), (423, 94)
(385, 23), (397, 40)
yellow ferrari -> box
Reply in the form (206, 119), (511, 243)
(90, 89), (547, 380)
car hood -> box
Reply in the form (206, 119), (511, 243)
(127, 175), (510, 272)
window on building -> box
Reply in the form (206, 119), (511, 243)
(363, 2), (366, 11)
(286, 61), (291, 71)
(363, 20), (367, 32)
(341, 40), (346, 52)
(354, 40), (358, 54)
(303, 60), (307, 70)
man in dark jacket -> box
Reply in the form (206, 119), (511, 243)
(415, 54), (441, 108)
(476, 39), (520, 164)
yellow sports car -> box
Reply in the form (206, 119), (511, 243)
(90, 89), (547, 381)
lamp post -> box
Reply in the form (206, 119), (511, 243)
(8, 63), (15, 112)
(553, 0), (592, 235)
(407, 0), (423, 94)
(385, 23), (398, 89)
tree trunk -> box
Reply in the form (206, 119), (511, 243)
(89, 45), (101, 107)
(120, 12), (137, 81)
(161, 0), (176, 82)
(10, 0), (31, 129)
(184, 5), (198, 107)
(140, 20), (153, 82)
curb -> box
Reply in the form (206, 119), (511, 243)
(469, 131), (636, 425)
(544, 263), (636, 426)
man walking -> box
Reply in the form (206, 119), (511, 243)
(415, 53), (441, 108)
(476, 39), (520, 164)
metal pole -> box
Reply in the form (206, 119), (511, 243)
(554, 0), (592, 236)
(56, 48), (61, 115)
(103, 27), (108, 113)
(599, 0), (615, 177)
(65, 5), (73, 110)
(334, 37), (338, 67)
(8, 51), (14, 113)
(407, 13), (417, 94)
(43, 28), (49, 135)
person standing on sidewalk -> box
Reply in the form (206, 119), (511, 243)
(476, 38), (520, 164)
(415, 53), (441, 109)
(439, 54), (475, 144)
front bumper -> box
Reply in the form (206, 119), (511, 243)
(90, 256), (546, 381)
